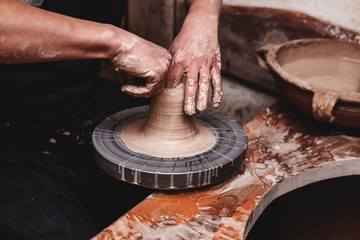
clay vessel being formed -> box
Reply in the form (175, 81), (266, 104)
(121, 83), (216, 158)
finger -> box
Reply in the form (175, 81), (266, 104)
(184, 67), (200, 116)
(196, 67), (211, 112)
(170, 49), (187, 87)
(171, 64), (186, 87)
(121, 84), (152, 98)
(215, 47), (221, 71)
(165, 68), (175, 88)
(148, 74), (166, 96)
(121, 75), (163, 98)
(210, 64), (222, 108)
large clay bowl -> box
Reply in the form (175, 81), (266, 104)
(257, 38), (360, 128)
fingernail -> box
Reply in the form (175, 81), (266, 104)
(212, 90), (223, 108)
(184, 97), (196, 116)
(120, 85), (127, 92)
(197, 100), (207, 112)
(213, 102), (220, 108)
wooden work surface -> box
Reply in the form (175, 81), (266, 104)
(92, 100), (360, 240)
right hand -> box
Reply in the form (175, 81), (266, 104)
(109, 32), (172, 98)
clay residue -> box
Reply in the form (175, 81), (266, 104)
(13, 41), (30, 58)
(37, 46), (60, 58)
(93, 100), (360, 240)
(247, 104), (360, 180)
(99, 194), (241, 240)
(122, 83), (216, 158)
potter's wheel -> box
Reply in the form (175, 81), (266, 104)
(92, 106), (247, 190)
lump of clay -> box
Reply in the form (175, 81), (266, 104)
(122, 83), (216, 158)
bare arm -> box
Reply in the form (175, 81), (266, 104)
(170, 0), (222, 115)
(185, 0), (222, 11)
(0, 0), (123, 63)
(0, 0), (171, 97)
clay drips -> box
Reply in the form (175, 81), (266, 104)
(122, 83), (216, 158)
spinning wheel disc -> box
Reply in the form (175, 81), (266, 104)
(93, 106), (247, 190)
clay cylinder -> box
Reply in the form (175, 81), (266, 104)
(143, 84), (198, 142)
(122, 83), (216, 158)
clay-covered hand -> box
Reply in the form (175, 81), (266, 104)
(110, 32), (172, 98)
(169, 11), (222, 115)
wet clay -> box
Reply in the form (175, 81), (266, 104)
(121, 83), (216, 158)
(282, 57), (360, 93)
(260, 39), (360, 127)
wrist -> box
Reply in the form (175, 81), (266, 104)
(187, 0), (221, 21)
(100, 25), (139, 61)
(185, 6), (220, 29)
(95, 24), (122, 60)
(181, 10), (219, 35)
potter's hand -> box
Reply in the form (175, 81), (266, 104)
(110, 32), (172, 98)
(0, 0), (171, 98)
(169, 0), (222, 115)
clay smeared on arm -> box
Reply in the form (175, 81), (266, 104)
(0, 0), (171, 98)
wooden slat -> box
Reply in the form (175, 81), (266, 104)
(127, 0), (175, 49)
(92, 100), (360, 239)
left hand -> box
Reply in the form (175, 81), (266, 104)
(110, 31), (172, 98)
(169, 12), (222, 116)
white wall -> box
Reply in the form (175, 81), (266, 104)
(224, 0), (360, 33)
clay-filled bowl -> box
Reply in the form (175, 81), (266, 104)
(257, 38), (360, 128)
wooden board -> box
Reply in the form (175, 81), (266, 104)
(127, 0), (175, 49)
(92, 100), (360, 240)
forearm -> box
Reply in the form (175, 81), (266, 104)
(0, 0), (127, 63)
(185, 0), (222, 19)
(170, 0), (223, 115)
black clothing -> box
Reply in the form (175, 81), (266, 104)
(0, 1), (154, 239)
(0, 0), (125, 124)
(0, 141), (153, 240)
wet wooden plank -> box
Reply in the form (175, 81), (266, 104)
(92, 100), (360, 240)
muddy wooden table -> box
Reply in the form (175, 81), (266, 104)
(92, 100), (360, 240)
